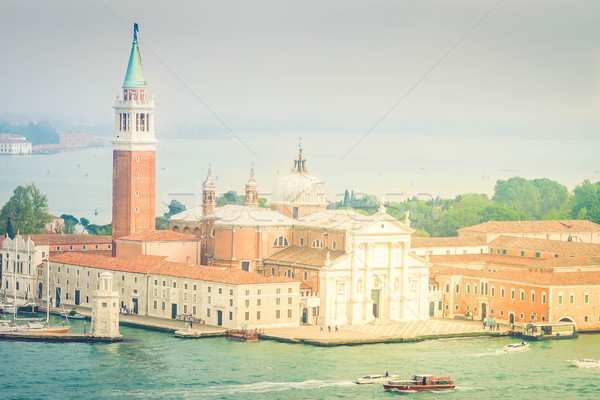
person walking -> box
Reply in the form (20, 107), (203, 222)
(335, 326), (339, 333)
(328, 325), (331, 332)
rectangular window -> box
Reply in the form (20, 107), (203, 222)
(230, 299), (233, 306)
(245, 299), (249, 307)
(258, 289), (262, 295)
(501, 288), (505, 298)
(474, 285), (478, 295)
(496, 249), (500, 255)
(257, 311), (261, 320)
(245, 312), (249, 321)
(257, 299), (261, 306)
(558, 294), (563, 305)
(455, 284), (460, 293)
(153, 300), (157, 310)
(542, 293), (546, 304)
(303, 272), (308, 281)
(585, 293), (589, 304)
(466, 284), (470, 294)
(288, 297), (292, 304)
(332, 241), (337, 250)
(535, 252), (541, 258)
(208, 287), (211, 293)
(531, 292), (535, 303)
(500, 310), (504, 316)
(173, 281), (177, 288)
(511, 289), (515, 300)
(276, 298), (281, 305)
(229, 312), (233, 320)
(207, 309), (210, 317)
(520, 290), (524, 301)
(245, 289), (249, 295)
(489, 248), (494, 254)
(276, 310), (281, 319)
(219, 288), (222, 294)
(584, 315), (589, 322)
(520, 251), (524, 257)
(230, 289), (233, 295)
(300, 238), (304, 246)
(241, 261), (250, 272)
(569, 294), (574, 304)
(287, 309), (292, 318)
(502, 249), (507, 255)
(162, 302), (166, 310)
(491, 287), (495, 297)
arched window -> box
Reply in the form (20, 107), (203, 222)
(312, 239), (323, 248)
(273, 236), (289, 247)
(211, 227), (215, 237)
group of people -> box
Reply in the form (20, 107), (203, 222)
(482, 320), (500, 331)
(320, 325), (339, 333)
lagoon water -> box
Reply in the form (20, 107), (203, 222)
(1, 316), (599, 399)
(1, 133), (599, 225)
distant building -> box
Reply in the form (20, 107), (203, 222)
(58, 132), (100, 148)
(411, 236), (487, 257)
(488, 236), (600, 259)
(458, 220), (600, 244)
(0, 133), (32, 155)
(430, 254), (600, 331)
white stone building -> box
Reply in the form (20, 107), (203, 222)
(0, 133), (32, 155)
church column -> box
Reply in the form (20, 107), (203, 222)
(386, 242), (395, 319)
(401, 242), (409, 299)
(350, 242), (361, 323)
(363, 243), (373, 320)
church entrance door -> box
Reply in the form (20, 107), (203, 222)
(371, 289), (380, 318)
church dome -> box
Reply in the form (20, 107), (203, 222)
(271, 149), (327, 207)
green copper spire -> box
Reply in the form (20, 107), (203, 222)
(123, 23), (147, 89)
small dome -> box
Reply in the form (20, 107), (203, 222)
(271, 150), (327, 207)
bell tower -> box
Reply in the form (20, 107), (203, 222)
(245, 166), (258, 207)
(112, 23), (157, 249)
(202, 166), (216, 216)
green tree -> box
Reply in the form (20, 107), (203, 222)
(60, 214), (79, 234)
(493, 177), (542, 219)
(216, 191), (244, 206)
(571, 180), (600, 223)
(6, 217), (14, 239)
(532, 178), (569, 218)
(258, 198), (268, 208)
(163, 199), (186, 219)
(155, 216), (169, 230)
(0, 184), (52, 234)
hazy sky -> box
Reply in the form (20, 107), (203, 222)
(0, 0), (599, 139)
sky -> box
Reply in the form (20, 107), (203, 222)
(0, 0), (599, 140)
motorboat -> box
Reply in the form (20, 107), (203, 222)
(356, 374), (398, 384)
(523, 322), (578, 340)
(383, 375), (455, 392)
(567, 359), (600, 368)
(61, 308), (85, 320)
(503, 342), (530, 352)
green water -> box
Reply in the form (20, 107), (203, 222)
(1, 317), (599, 399)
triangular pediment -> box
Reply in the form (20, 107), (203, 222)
(354, 214), (414, 236)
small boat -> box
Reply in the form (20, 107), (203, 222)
(504, 342), (530, 352)
(567, 359), (600, 368)
(383, 375), (455, 392)
(523, 322), (578, 341)
(226, 329), (263, 342)
(356, 374), (398, 384)
(61, 308), (85, 320)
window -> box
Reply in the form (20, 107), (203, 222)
(466, 284), (470, 294)
(245, 312), (249, 320)
(194, 285), (197, 291)
(558, 294), (563, 305)
(153, 288), (157, 296)
(303, 272), (308, 281)
(491, 309), (494, 314)
(154, 279), (158, 285)
(520, 290), (524, 301)
(57, 246), (60, 251)
(474, 285), (478, 295)
(208, 296), (211, 304)
(246, 289), (250, 295)
(273, 236), (289, 247)
(136, 173), (139, 179)
(230, 289), (233, 295)
(208, 287), (211, 293)
(122, 275), (125, 281)
(207, 309), (211, 317)
(300, 238), (304, 246)
(229, 312), (233, 320)
(136, 156), (139, 162)
(496, 248), (500, 255)
(554, 254), (559, 258)
(241, 261), (250, 272)
(542, 292), (546, 304)
(245, 299), (249, 307)
(491, 286), (495, 297)
(531, 292), (535, 303)
(162, 302), (166, 310)
(501, 288), (505, 298)
(173, 281), (177, 288)
(257, 311), (261, 320)
(584, 316), (588, 323)
(489, 248), (493, 254)
(585, 293), (589, 304)
(230, 299), (233, 306)
(288, 297), (292, 304)
(535, 252), (541, 258)
(276, 298), (281, 305)
(312, 239), (323, 248)
(258, 289), (261, 295)
(502, 249), (507, 255)
(569, 294), (574, 304)
(276, 310), (281, 319)
(455, 305), (459, 310)
(153, 300), (157, 309)
(82, 246), (86, 251)
(520, 251), (524, 257)
(257, 299), (261, 306)
(69, 246), (73, 250)
(511, 289), (515, 300)
(446, 284), (449, 293)
(519, 313), (524, 319)
(455, 284), (460, 293)
(193, 306), (197, 315)
(332, 241), (337, 250)
(287, 309), (292, 318)
(219, 288), (223, 294)
(288, 287), (292, 293)
(271, 268), (275, 276)
(500, 310), (504, 316)
(136, 191), (139, 197)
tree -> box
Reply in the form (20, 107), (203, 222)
(0, 184), (52, 234)
(532, 178), (569, 218)
(258, 198), (268, 208)
(571, 180), (600, 223)
(493, 177), (542, 219)
(163, 199), (186, 219)
(60, 214), (79, 234)
(155, 216), (169, 230)
(216, 191), (244, 206)
(6, 217), (14, 239)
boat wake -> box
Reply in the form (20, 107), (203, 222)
(469, 350), (505, 357)
(201, 379), (356, 395)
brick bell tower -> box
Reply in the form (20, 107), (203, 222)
(112, 23), (157, 251)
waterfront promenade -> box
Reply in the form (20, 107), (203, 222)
(262, 318), (508, 346)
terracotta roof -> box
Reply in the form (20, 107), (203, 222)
(50, 250), (112, 257)
(411, 236), (486, 248)
(429, 253), (600, 269)
(458, 220), (600, 234)
(431, 264), (600, 286)
(264, 245), (346, 268)
(150, 262), (299, 285)
(118, 230), (199, 242)
(489, 236), (600, 256)
(3, 234), (111, 246)
(49, 252), (167, 274)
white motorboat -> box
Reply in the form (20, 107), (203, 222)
(503, 342), (530, 352)
(356, 374), (398, 384)
(567, 359), (600, 368)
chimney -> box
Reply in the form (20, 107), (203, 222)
(186, 256), (192, 266)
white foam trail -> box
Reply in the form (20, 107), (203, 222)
(201, 379), (356, 396)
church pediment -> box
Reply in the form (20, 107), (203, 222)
(354, 216), (414, 236)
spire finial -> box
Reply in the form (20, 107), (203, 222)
(133, 23), (139, 42)
(298, 137), (302, 154)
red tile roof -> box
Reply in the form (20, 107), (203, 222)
(458, 220), (600, 234)
(264, 245), (346, 268)
(50, 250), (112, 257)
(429, 253), (600, 269)
(489, 236), (600, 256)
(20, 234), (112, 246)
(49, 252), (167, 274)
(150, 262), (299, 285)
(118, 230), (199, 242)
(431, 264), (600, 286)
(411, 236), (486, 248)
